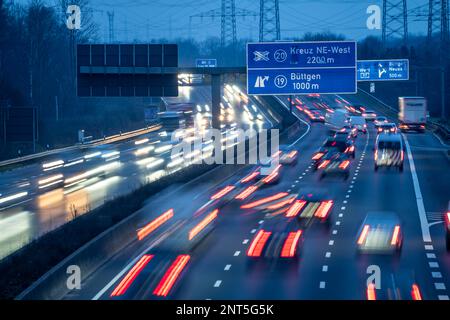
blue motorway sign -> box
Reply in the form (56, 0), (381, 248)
(357, 59), (409, 81)
(247, 41), (357, 95)
(196, 58), (217, 68)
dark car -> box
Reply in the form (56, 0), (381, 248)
(312, 138), (355, 169)
(285, 189), (334, 225)
(318, 153), (352, 180)
(247, 217), (303, 260)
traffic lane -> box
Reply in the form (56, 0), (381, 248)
(320, 125), (446, 300)
(341, 91), (450, 297)
(336, 92), (449, 299)
(173, 124), (336, 299)
(403, 132), (450, 293)
(62, 162), (254, 300)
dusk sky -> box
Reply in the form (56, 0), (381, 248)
(17, 0), (428, 41)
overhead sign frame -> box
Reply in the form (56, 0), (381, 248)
(246, 40), (357, 96)
(195, 58), (217, 68)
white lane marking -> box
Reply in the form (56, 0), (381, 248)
(291, 184), (296, 188)
(432, 272), (442, 278)
(438, 295), (450, 300)
(435, 283), (446, 290)
(427, 253), (436, 259)
(234, 251), (241, 256)
(250, 229), (256, 234)
(243, 239), (249, 244)
(274, 96), (312, 148)
(328, 240), (334, 246)
(258, 220), (264, 224)
(325, 252), (331, 258)
(338, 214), (343, 218)
(425, 244), (434, 250)
(429, 262), (439, 268)
(341, 207), (346, 210)
(319, 281), (326, 289)
(343, 200), (348, 204)
(332, 230), (338, 235)
(322, 265), (328, 272)
(403, 135), (431, 242)
(287, 189), (291, 192)
(345, 195), (350, 198)
(336, 221), (341, 225)
(214, 280), (222, 288)
(92, 226), (172, 300)
(224, 264), (231, 271)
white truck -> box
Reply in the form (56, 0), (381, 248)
(398, 97), (427, 133)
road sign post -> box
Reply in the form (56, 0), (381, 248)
(247, 41), (357, 95)
(357, 59), (409, 81)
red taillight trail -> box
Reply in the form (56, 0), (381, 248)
(110, 254), (154, 297)
(247, 230), (271, 257)
(153, 255), (190, 297)
(240, 171), (259, 183)
(312, 152), (324, 160)
(318, 160), (330, 169)
(188, 209), (218, 240)
(411, 284), (422, 300)
(266, 197), (295, 210)
(367, 283), (376, 300)
(285, 200), (307, 217)
(137, 209), (174, 240)
(241, 192), (288, 209)
(391, 225), (401, 246)
(314, 200), (333, 219)
(211, 185), (235, 200)
(235, 185), (258, 200)
(358, 225), (370, 245)
(339, 160), (350, 170)
(280, 231), (302, 258)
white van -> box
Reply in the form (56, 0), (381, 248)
(374, 133), (404, 172)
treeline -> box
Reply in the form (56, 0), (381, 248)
(0, 1), (448, 159)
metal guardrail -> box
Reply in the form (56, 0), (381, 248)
(0, 124), (161, 168)
(428, 120), (450, 143)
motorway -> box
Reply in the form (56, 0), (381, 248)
(51, 91), (450, 300)
(0, 84), (273, 260)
